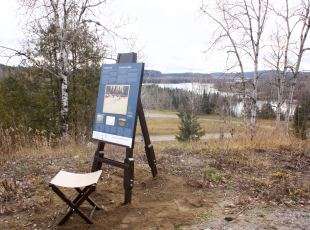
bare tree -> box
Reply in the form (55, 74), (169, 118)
(265, 28), (285, 126)
(201, 0), (269, 139)
(285, 0), (310, 130)
(267, 0), (310, 131)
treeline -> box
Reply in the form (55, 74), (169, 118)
(0, 67), (100, 141)
(141, 85), (294, 120)
(141, 85), (232, 116)
(0, 71), (308, 147)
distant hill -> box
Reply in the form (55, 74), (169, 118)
(144, 70), (162, 78)
(208, 70), (278, 81)
(144, 70), (212, 83)
(0, 63), (309, 83)
(144, 69), (310, 83)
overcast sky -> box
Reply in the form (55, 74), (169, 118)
(1, 0), (310, 73)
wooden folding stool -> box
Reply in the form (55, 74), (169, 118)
(49, 170), (102, 225)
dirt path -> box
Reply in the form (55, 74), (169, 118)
(145, 112), (242, 124)
(145, 112), (178, 119)
(185, 207), (310, 229)
(147, 133), (231, 142)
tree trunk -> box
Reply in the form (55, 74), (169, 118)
(250, 57), (259, 140)
(276, 72), (283, 126)
(285, 80), (296, 131)
(250, 90), (257, 140)
(55, 1), (69, 138)
(60, 73), (69, 136)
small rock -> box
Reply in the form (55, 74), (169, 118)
(224, 216), (234, 222)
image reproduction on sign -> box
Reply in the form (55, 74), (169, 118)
(103, 85), (130, 115)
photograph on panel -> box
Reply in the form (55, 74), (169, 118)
(103, 85), (130, 115)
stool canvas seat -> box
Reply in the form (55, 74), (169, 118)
(49, 170), (102, 225)
(50, 170), (102, 188)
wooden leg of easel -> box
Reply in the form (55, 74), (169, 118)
(137, 99), (158, 177)
(91, 141), (105, 172)
(144, 144), (157, 178)
(123, 148), (134, 204)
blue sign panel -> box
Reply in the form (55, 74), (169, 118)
(92, 63), (144, 147)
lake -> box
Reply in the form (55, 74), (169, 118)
(144, 82), (295, 117)
(154, 82), (234, 97)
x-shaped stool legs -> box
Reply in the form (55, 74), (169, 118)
(50, 184), (101, 225)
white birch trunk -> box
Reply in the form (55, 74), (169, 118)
(59, 35), (69, 137)
(60, 72), (69, 136)
(250, 58), (258, 140)
(52, 0), (69, 137)
(276, 75), (283, 124)
(285, 79), (296, 130)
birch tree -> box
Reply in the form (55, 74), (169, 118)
(201, 0), (269, 139)
(267, 0), (310, 130)
(285, 0), (310, 130)
(15, 0), (109, 137)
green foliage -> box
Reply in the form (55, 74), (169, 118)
(68, 67), (100, 138)
(258, 102), (276, 119)
(0, 69), (59, 135)
(293, 94), (310, 139)
(176, 109), (205, 142)
(201, 90), (217, 114)
(0, 66), (100, 139)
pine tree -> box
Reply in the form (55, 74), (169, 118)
(257, 103), (276, 119)
(293, 94), (310, 139)
(201, 90), (216, 114)
(176, 110), (205, 142)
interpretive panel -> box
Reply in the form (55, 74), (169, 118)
(92, 63), (144, 147)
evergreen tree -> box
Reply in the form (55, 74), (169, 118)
(257, 103), (276, 119)
(293, 94), (310, 139)
(201, 90), (216, 114)
(176, 109), (205, 142)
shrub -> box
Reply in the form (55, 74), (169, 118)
(176, 109), (205, 142)
(293, 93), (310, 139)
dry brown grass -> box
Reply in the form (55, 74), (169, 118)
(156, 131), (309, 205)
(204, 131), (304, 152)
(155, 127), (304, 153)
(137, 111), (273, 135)
(0, 127), (50, 164)
(136, 116), (245, 135)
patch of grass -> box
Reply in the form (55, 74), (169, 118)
(203, 167), (223, 183)
(174, 223), (184, 230)
(136, 118), (179, 135)
(198, 210), (213, 221)
(137, 116), (245, 135)
(137, 111), (275, 136)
